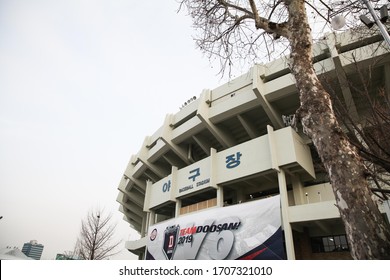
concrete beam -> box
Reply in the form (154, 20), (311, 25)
(197, 90), (236, 149)
(237, 114), (260, 139)
(252, 65), (284, 129)
(192, 134), (212, 156)
(161, 114), (193, 165)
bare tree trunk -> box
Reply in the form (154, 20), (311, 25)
(76, 209), (122, 260)
(287, 0), (390, 259)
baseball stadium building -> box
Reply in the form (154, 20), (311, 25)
(116, 29), (390, 260)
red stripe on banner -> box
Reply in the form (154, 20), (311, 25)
(238, 247), (267, 260)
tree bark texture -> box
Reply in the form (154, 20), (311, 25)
(286, 0), (390, 259)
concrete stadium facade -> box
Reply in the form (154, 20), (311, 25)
(116, 29), (390, 260)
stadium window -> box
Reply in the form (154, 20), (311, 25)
(311, 234), (349, 253)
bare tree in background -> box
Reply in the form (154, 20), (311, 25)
(178, 0), (390, 259)
(76, 209), (121, 260)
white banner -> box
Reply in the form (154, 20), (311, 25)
(146, 195), (285, 260)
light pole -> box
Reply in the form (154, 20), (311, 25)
(360, 0), (390, 47)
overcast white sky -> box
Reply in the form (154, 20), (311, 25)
(0, 0), (228, 260)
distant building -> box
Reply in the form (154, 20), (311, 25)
(55, 253), (80, 260)
(21, 240), (44, 260)
(56, 254), (70, 260)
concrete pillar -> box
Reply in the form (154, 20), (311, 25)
(292, 175), (305, 206)
(149, 210), (156, 227)
(175, 199), (182, 217)
(278, 169), (296, 260)
(141, 214), (147, 238)
(216, 185), (224, 207)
